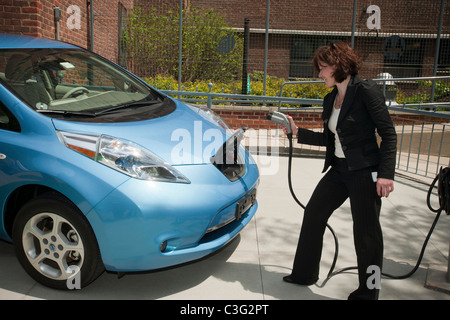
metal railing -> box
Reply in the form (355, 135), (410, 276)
(160, 85), (323, 109)
(160, 76), (450, 111)
(394, 117), (449, 182)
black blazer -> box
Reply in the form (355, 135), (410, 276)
(297, 75), (397, 180)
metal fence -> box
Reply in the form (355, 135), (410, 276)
(394, 115), (449, 182)
(159, 76), (450, 111)
(93, 0), (450, 99)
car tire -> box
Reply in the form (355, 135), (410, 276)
(12, 193), (104, 290)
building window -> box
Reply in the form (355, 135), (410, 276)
(289, 35), (345, 79)
(438, 39), (450, 75)
(383, 38), (424, 78)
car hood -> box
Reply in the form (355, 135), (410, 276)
(51, 100), (230, 165)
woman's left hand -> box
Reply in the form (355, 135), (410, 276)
(376, 178), (394, 198)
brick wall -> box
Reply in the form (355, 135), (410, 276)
(92, 0), (133, 63)
(0, 1), (136, 64)
(214, 107), (322, 131)
(213, 106), (449, 131)
(0, 0), (42, 37)
(56, 0), (89, 48)
(190, 0), (447, 33)
(0, 0), (89, 48)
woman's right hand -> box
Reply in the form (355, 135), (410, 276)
(283, 115), (298, 136)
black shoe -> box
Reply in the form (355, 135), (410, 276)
(283, 275), (295, 283)
(283, 275), (317, 286)
(348, 288), (379, 300)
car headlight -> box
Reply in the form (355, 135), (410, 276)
(57, 131), (190, 183)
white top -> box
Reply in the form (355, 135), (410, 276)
(328, 102), (346, 158)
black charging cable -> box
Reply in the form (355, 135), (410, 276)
(286, 132), (448, 283)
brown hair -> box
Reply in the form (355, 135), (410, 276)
(312, 42), (362, 83)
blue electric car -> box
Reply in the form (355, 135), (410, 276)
(0, 34), (259, 289)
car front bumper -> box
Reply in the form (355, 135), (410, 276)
(86, 161), (259, 272)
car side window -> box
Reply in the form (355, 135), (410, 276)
(0, 100), (21, 132)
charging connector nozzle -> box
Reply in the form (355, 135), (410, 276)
(266, 111), (292, 135)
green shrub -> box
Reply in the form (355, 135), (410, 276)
(123, 5), (243, 83)
(143, 73), (332, 107)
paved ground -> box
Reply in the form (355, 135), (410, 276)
(0, 155), (449, 300)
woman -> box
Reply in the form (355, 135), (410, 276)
(283, 42), (397, 300)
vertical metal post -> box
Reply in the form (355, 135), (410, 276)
(351, 0), (357, 48)
(54, 7), (61, 40)
(178, 0), (183, 92)
(263, 0), (270, 96)
(242, 19), (250, 95)
(207, 83), (213, 109)
(90, 0), (94, 51)
(431, 0), (445, 102)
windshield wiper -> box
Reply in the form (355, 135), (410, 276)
(94, 99), (162, 116)
(37, 109), (97, 117)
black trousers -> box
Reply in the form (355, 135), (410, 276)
(291, 157), (383, 300)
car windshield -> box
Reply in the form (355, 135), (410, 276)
(0, 48), (164, 117)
